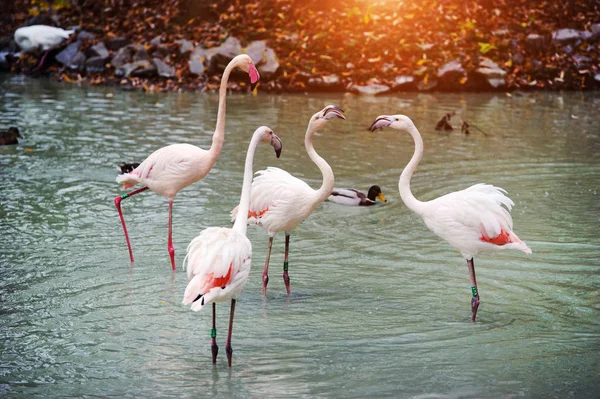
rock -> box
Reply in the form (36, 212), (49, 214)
(257, 48), (279, 79)
(573, 55), (590, 66)
(152, 58), (175, 78)
(552, 29), (584, 44)
(475, 57), (506, 88)
(67, 51), (86, 71)
(526, 34), (545, 50)
(133, 46), (150, 62)
(77, 31), (96, 41)
(592, 23), (600, 37)
(56, 41), (86, 71)
(86, 56), (106, 73)
(563, 45), (573, 54)
(150, 35), (162, 45)
(188, 47), (206, 76)
(106, 36), (129, 51)
(88, 42), (109, 59)
(244, 40), (266, 65)
(595, 74), (600, 82)
(205, 37), (241, 74)
(416, 78), (437, 91)
(175, 39), (194, 54)
(110, 46), (133, 69)
(131, 62), (157, 78)
(307, 74), (343, 91)
(511, 53), (524, 65)
(116, 60), (153, 78)
(152, 45), (170, 59)
(0, 51), (10, 71)
(437, 60), (465, 88)
(351, 84), (390, 96)
(393, 75), (415, 90)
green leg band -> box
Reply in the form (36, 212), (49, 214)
(120, 193), (129, 200)
(471, 286), (478, 297)
(283, 261), (288, 272)
(210, 328), (216, 339)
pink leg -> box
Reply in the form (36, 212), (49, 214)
(226, 299), (236, 367)
(262, 237), (273, 296)
(283, 233), (291, 295)
(211, 303), (218, 364)
(467, 258), (480, 322)
(114, 186), (149, 263)
(32, 49), (51, 72)
(168, 199), (175, 270)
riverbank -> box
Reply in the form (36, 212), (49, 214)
(1, 0), (599, 93)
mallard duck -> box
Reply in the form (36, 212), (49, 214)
(328, 185), (387, 206)
(0, 127), (23, 145)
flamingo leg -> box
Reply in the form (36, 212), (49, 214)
(32, 49), (51, 72)
(211, 303), (218, 364)
(467, 258), (480, 322)
(262, 237), (273, 296)
(283, 233), (291, 295)
(168, 199), (176, 270)
(226, 299), (236, 367)
(114, 186), (149, 263)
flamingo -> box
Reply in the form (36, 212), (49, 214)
(369, 114), (531, 321)
(114, 54), (260, 270)
(231, 105), (345, 295)
(14, 25), (75, 71)
(328, 185), (387, 206)
(182, 126), (282, 367)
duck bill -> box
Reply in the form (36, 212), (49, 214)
(271, 133), (282, 158)
(378, 193), (388, 202)
(369, 116), (393, 132)
(323, 105), (346, 120)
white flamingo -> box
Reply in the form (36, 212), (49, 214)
(182, 126), (282, 367)
(369, 114), (531, 321)
(115, 54), (260, 270)
(231, 105), (345, 295)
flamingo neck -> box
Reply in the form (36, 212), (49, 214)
(305, 125), (334, 203)
(207, 59), (238, 161)
(232, 133), (262, 235)
(399, 123), (426, 215)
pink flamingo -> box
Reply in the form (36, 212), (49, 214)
(115, 54), (260, 270)
(183, 126), (282, 367)
(231, 105), (345, 295)
(369, 114), (531, 321)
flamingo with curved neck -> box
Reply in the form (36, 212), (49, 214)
(114, 54), (260, 270)
(231, 105), (345, 295)
(369, 114), (531, 321)
(183, 126), (282, 367)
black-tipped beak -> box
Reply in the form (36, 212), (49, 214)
(323, 105), (346, 120)
(369, 116), (394, 132)
(193, 293), (204, 306)
(271, 133), (282, 158)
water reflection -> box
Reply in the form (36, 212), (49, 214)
(0, 76), (599, 398)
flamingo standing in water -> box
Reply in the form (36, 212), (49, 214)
(369, 114), (531, 321)
(231, 105), (345, 295)
(115, 54), (260, 270)
(183, 126), (282, 367)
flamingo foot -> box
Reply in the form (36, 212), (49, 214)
(262, 273), (269, 296)
(211, 338), (219, 364)
(226, 344), (233, 367)
(471, 296), (480, 322)
(283, 270), (291, 295)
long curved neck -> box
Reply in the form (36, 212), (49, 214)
(399, 124), (427, 215)
(232, 134), (261, 235)
(305, 124), (334, 203)
(207, 60), (239, 160)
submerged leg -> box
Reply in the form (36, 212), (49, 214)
(262, 237), (273, 296)
(226, 299), (236, 367)
(467, 258), (480, 322)
(168, 199), (176, 270)
(283, 233), (291, 295)
(211, 303), (218, 364)
(114, 186), (149, 263)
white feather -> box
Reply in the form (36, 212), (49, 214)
(14, 25), (74, 52)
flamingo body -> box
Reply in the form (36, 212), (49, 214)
(14, 25), (74, 52)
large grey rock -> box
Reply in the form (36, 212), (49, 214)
(89, 42), (109, 59)
(416, 78), (437, 91)
(475, 57), (506, 88)
(56, 41), (81, 66)
(257, 48), (279, 79)
(86, 56), (106, 73)
(131, 62), (157, 78)
(116, 60), (153, 78)
(526, 34), (545, 50)
(0, 51), (10, 71)
(307, 74), (343, 91)
(77, 31), (96, 41)
(552, 29), (585, 44)
(437, 60), (465, 89)
(351, 84), (390, 96)
(150, 35), (162, 45)
(110, 46), (133, 69)
(175, 39), (194, 54)
(394, 75), (415, 90)
(133, 46), (150, 62)
(153, 57), (175, 78)
(189, 46), (206, 76)
(205, 37), (241, 74)
(106, 36), (129, 51)
(244, 40), (266, 65)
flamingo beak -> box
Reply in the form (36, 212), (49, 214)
(378, 193), (388, 203)
(323, 105), (345, 120)
(369, 116), (394, 132)
(249, 63), (260, 84)
(271, 133), (282, 158)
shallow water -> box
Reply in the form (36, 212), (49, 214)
(1, 76), (599, 398)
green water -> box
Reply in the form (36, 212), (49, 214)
(1, 76), (599, 398)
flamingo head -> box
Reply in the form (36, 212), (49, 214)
(310, 105), (345, 130)
(369, 114), (415, 132)
(235, 54), (260, 84)
(257, 126), (283, 158)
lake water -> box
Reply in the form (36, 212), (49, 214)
(1, 76), (599, 398)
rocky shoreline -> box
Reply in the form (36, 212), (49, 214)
(1, 0), (599, 93)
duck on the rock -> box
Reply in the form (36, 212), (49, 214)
(116, 162), (140, 174)
(328, 185), (387, 206)
(0, 127), (23, 145)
